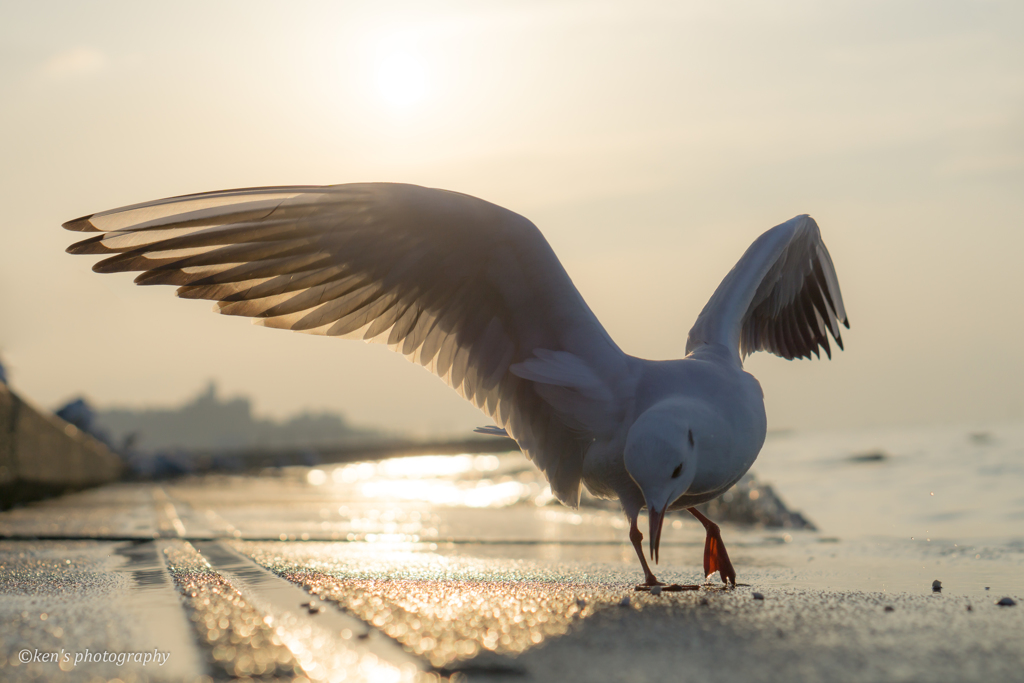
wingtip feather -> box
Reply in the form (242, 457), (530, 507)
(66, 235), (115, 255)
(62, 215), (100, 232)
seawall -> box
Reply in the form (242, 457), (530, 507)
(0, 384), (122, 509)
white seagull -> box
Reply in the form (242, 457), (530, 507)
(64, 183), (848, 588)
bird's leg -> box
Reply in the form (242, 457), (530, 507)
(688, 507), (736, 586)
(629, 515), (661, 588)
(630, 515), (699, 592)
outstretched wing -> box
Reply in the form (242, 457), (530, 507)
(65, 183), (632, 505)
(685, 215), (849, 362)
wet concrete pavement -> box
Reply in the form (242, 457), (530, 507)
(1, 453), (1022, 682)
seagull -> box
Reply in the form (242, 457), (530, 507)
(64, 183), (848, 588)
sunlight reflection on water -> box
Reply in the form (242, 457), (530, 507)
(358, 479), (532, 508)
(325, 455), (501, 485)
(302, 453), (546, 509)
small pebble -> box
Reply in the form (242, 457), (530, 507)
(752, 592), (765, 601)
(985, 587), (990, 591)
(932, 580), (942, 592)
(995, 597), (1016, 607)
(650, 585), (662, 596)
(966, 605), (973, 611)
(699, 598), (709, 606)
(884, 606), (895, 612)
(619, 596), (631, 607)
(302, 600), (324, 614)
(576, 599), (586, 610)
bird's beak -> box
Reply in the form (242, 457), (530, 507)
(648, 506), (665, 565)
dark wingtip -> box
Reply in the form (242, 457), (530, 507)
(134, 269), (178, 285)
(62, 215), (100, 232)
(92, 253), (132, 274)
(66, 238), (91, 254)
(66, 234), (110, 255)
(843, 317), (851, 329)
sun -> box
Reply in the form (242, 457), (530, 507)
(375, 51), (428, 108)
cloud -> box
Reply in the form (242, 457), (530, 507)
(39, 47), (106, 80)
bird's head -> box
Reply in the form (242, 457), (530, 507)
(624, 398), (727, 564)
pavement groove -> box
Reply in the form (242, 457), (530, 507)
(193, 540), (425, 673)
(152, 488), (187, 539)
(161, 538), (306, 680)
(162, 539), (427, 683)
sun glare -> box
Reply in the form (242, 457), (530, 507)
(375, 51), (428, 108)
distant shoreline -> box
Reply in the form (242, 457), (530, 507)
(127, 435), (521, 479)
(226, 434), (521, 466)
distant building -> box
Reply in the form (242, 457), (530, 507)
(93, 381), (376, 453)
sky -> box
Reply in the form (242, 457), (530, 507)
(1, 0), (1022, 436)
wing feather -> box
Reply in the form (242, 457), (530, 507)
(685, 215), (849, 363)
(66, 182), (632, 506)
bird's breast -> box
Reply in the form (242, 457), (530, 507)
(676, 389), (766, 508)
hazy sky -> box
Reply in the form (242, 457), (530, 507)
(1, 0), (1022, 436)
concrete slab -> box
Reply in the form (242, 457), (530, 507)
(0, 453), (1021, 682)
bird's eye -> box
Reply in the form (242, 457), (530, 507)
(671, 464), (683, 479)
(688, 429), (695, 447)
